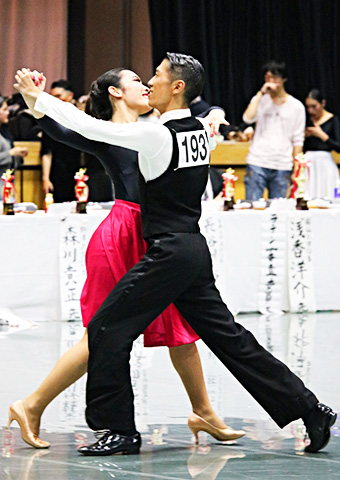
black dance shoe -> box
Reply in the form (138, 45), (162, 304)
(304, 403), (337, 453)
(78, 431), (141, 456)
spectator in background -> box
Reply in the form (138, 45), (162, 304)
(41, 80), (81, 201)
(7, 92), (26, 118)
(224, 122), (254, 142)
(8, 93), (42, 141)
(49, 79), (74, 103)
(0, 96), (28, 199)
(201, 166), (223, 201)
(76, 94), (89, 112)
(189, 95), (211, 116)
(304, 89), (340, 199)
(243, 61), (305, 200)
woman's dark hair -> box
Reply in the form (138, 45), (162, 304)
(166, 52), (205, 106)
(89, 68), (125, 120)
(262, 60), (287, 79)
(0, 96), (12, 138)
(306, 89), (325, 104)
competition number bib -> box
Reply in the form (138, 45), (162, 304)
(176, 130), (210, 169)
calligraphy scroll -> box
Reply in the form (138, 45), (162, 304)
(131, 335), (154, 432)
(257, 314), (289, 361)
(287, 213), (316, 312)
(59, 216), (88, 321)
(287, 312), (316, 383)
(197, 343), (229, 423)
(258, 213), (286, 314)
(58, 322), (86, 427)
(199, 213), (224, 282)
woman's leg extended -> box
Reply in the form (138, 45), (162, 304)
(23, 329), (89, 435)
(169, 342), (227, 429)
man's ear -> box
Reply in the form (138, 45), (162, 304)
(108, 85), (123, 99)
(172, 79), (185, 96)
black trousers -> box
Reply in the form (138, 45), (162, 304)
(86, 232), (318, 431)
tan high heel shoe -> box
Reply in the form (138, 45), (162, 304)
(7, 400), (50, 449)
(188, 413), (246, 444)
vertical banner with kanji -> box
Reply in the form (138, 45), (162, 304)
(59, 216), (88, 321)
(287, 213), (316, 312)
(58, 322), (86, 427)
(200, 213), (224, 282)
(258, 213), (287, 314)
(131, 335), (154, 432)
(287, 312), (317, 384)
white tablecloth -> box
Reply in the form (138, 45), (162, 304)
(0, 208), (339, 321)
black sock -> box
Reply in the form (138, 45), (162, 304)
(114, 429), (138, 436)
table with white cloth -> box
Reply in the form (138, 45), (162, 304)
(0, 208), (339, 322)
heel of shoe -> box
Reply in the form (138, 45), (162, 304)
(329, 412), (337, 428)
(188, 412), (246, 443)
(7, 401), (50, 449)
(188, 425), (199, 444)
(124, 443), (141, 455)
(7, 407), (16, 429)
(6, 418), (13, 430)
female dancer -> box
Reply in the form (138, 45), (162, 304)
(8, 68), (245, 448)
(304, 89), (340, 199)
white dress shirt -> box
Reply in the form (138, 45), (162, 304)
(35, 93), (213, 182)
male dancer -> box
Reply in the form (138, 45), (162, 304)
(15, 54), (336, 456)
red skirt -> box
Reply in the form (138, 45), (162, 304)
(80, 200), (199, 347)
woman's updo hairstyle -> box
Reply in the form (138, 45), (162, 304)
(307, 89), (325, 104)
(89, 68), (125, 120)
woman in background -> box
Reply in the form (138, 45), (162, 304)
(304, 89), (340, 199)
(0, 95), (28, 199)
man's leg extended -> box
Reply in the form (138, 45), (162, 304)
(85, 233), (205, 432)
(174, 234), (318, 428)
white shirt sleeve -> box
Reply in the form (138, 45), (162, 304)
(243, 95), (260, 124)
(34, 92), (171, 159)
(292, 102), (306, 147)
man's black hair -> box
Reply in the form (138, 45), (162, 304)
(166, 52), (205, 105)
(262, 60), (287, 79)
(51, 79), (73, 92)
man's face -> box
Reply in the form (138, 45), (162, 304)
(264, 71), (285, 89)
(50, 87), (73, 102)
(148, 59), (173, 114)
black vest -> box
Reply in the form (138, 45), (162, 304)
(139, 116), (210, 239)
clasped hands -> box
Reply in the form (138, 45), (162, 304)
(305, 124), (329, 142)
(14, 68), (46, 99)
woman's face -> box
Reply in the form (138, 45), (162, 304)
(305, 98), (324, 119)
(117, 70), (151, 115)
(0, 102), (9, 124)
